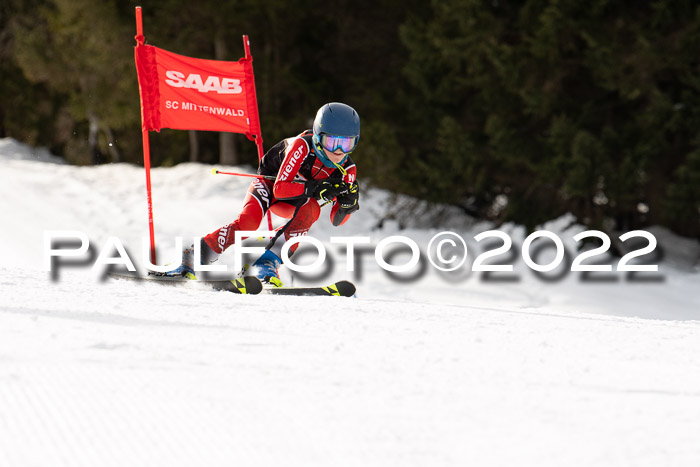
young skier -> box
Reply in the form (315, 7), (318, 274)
(169, 102), (361, 286)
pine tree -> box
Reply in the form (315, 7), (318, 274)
(12, 0), (138, 164)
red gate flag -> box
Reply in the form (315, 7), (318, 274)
(134, 45), (261, 137)
(133, 6), (265, 264)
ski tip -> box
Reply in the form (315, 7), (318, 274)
(228, 276), (263, 294)
(242, 275), (264, 294)
(210, 276), (263, 294)
(322, 280), (356, 297)
(335, 280), (356, 297)
(211, 167), (219, 175)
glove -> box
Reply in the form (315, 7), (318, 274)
(336, 182), (360, 214)
(304, 178), (349, 201)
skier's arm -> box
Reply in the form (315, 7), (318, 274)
(273, 138), (309, 200)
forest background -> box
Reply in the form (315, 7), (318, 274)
(2, 0), (699, 239)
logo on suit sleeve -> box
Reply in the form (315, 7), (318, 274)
(279, 144), (306, 181)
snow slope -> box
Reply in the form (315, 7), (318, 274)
(1, 138), (699, 467)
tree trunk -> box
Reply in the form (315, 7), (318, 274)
(214, 34), (237, 166)
(188, 130), (199, 162)
(219, 132), (237, 165)
(87, 110), (100, 165)
(0, 105), (5, 138)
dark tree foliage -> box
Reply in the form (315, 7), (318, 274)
(2, 0), (699, 236)
(399, 0), (700, 236)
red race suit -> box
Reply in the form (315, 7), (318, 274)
(203, 130), (357, 254)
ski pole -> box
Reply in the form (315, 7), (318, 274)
(211, 168), (278, 182)
(211, 168), (311, 184)
(212, 168), (338, 206)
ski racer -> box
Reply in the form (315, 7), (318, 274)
(169, 102), (361, 287)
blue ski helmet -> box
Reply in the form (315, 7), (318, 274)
(312, 102), (360, 168)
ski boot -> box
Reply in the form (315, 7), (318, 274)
(249, 249), (284, 287)
(159, 239), (219, 280)
(164, 248), (197, 280)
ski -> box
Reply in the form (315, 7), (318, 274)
(213, 276), (264, 295)
(262, 280), (356, 297)
(108, 272), (355, 297)
(107, 272), (264, 295)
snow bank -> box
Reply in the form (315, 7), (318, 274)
(1, 137), (699, 467)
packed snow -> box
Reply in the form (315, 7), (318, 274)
(1, 137), (699, 467)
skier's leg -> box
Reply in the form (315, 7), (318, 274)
(165, 181), (269, 278)
(250, 198), (321, 286)
(202, 180), (271, 254)
(269, 198), (321, 257)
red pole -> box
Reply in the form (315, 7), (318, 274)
(242, 35), (264, 161)
(135, 6), (157, 264)
(135, 6), (144, 41)
(142, 125), (157, 265)
(242, 35), (272, 229)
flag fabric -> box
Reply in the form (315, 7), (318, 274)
(134, 44), (261, 138)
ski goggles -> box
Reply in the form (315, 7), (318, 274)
(318, 133), (359, 154)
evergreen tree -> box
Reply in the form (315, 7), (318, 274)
(12, 0), (139, 164)
(398, 0), (700, 236)
(1, 0), (698, 237)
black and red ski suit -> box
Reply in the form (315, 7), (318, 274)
(203, 130), (358, 255)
